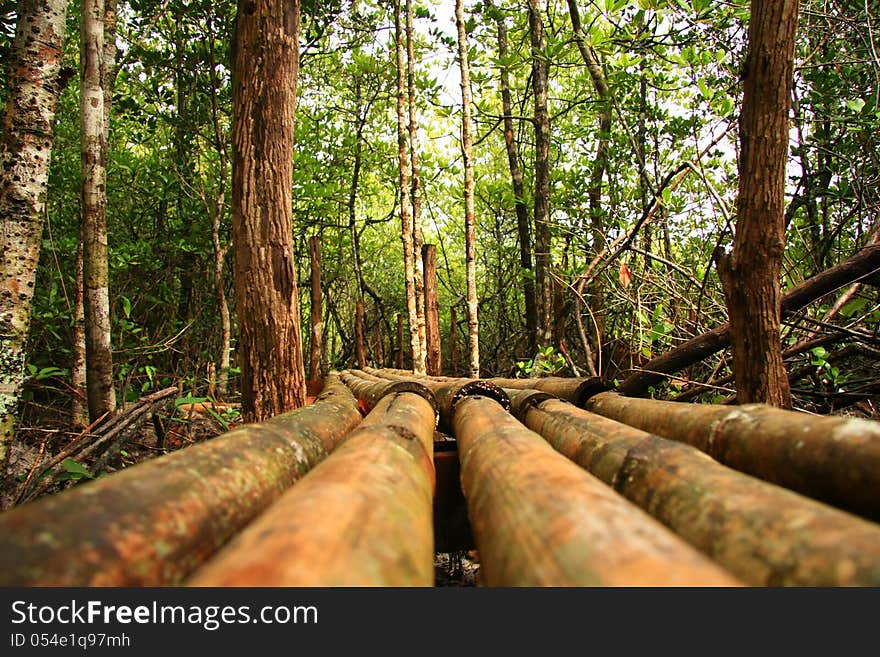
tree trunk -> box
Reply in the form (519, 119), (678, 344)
(527, 0), (552, 345)
(567, 0), (610, 351)
(81, 0), (116, 421)
(308, 235), (323, 380)
(348, 78), (366, 301)
(355, 299), (366, 370)
(718, 0), (799, 408)
(232, 0), (307, 422)
(456, 0), (480, 378)
(422, 244), (441, 375)
(205, 14), (230, 398)
(492, 2), (537, 356)
(173, 19), (195, 347)
(0, 0), (70, 468)
(394, 0), (423, 374)
(406, 0), (427, 372)
(449, 305), (459, 377)
(396, 313), (405, 369)
(71, 235), (89, 428)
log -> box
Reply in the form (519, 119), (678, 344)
(340, 370), (437, 421)
(188, 390), (436, 586)
(453, 395), (740, 586)
(586, 391), (880, 521)
(487, 376), (609, 406)
(364, 367), (607, 407)
(522, 398), (880, 585)
(0, 375), (362, 585)
(620, 243), (880, 396)
(360, 367), (510, 430)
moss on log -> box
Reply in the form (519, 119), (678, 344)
(453, 395), (740, 586)
(524, 399), (880, 586)
(188, 390), (436, 586)
(0, 375), (362, 586)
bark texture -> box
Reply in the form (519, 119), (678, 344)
(719, 0), (799, 407)
(308, 235), (323, 379)
(524, 399), (880, 586)
(527, 0), (552, 344)
(586, 391), (880, 521)
(454, 395), (739, 586)
(422, 244), (441, 375)
(456, 0), (480, 377)
(232, 0), (307, 421)
(81, 0), (116, 421)
(394, 0), (422, 374)
(0, 0), (70, 464)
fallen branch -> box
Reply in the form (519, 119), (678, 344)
(12, 387), (179, 506)
(620, 243), (880, 396)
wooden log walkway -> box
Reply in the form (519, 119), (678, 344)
(1, 368), (879, 586)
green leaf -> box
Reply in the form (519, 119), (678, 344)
(121, 295), (132, 318)
(175, 396), (209, 407)
(845, 98), (866, 113)
(61, 459), (93, 478)
(697, 78), (711, 100)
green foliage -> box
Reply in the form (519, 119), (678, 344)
(55, 459), (95, 484)
(516, 346), (566, 378)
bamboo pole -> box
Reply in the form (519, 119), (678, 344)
(453, 395), (740, 586)
(522, 398), (880, 585)
(188, 390), (436, 586)
(586, 392), (880, 521)
(0, 375), (362, 586)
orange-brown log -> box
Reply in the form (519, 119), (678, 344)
(361, 367), (510, 430)
(488, 376), (609, 406)
(453, 395), (740, 586)
(340, 370), (437, 421)
(0, 375), (362, 585)
(523, 399), (880, 585)
(188, 390), (436, 586)
(586, 392), (880, 521)
(365, 367), (608, 407)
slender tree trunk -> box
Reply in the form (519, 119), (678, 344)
(718, 0), (798, 408)
(492, 3), (537, 355)
(349, 79), (366, 301)
(456, 0), (480, 377)
(394, 0), (423, 373)
(449, 305), (459, 376)
(81, 0), (116, 420)
(396, 313), (405, 369)
(422, 244), (441, 375)
(567, 0), (610, 350)
(355, 299), (366, 369)
(205, 15), (230, 397)
(173, 20), (195, 345)
(71, 235), (88, 428)
(308, 235), (323, 380)
(232, 0), (307, 422)
(405, 0), (427, 372)
(527, 0), (552, 346)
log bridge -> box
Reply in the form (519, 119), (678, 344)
(1, 368), (880, 586)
